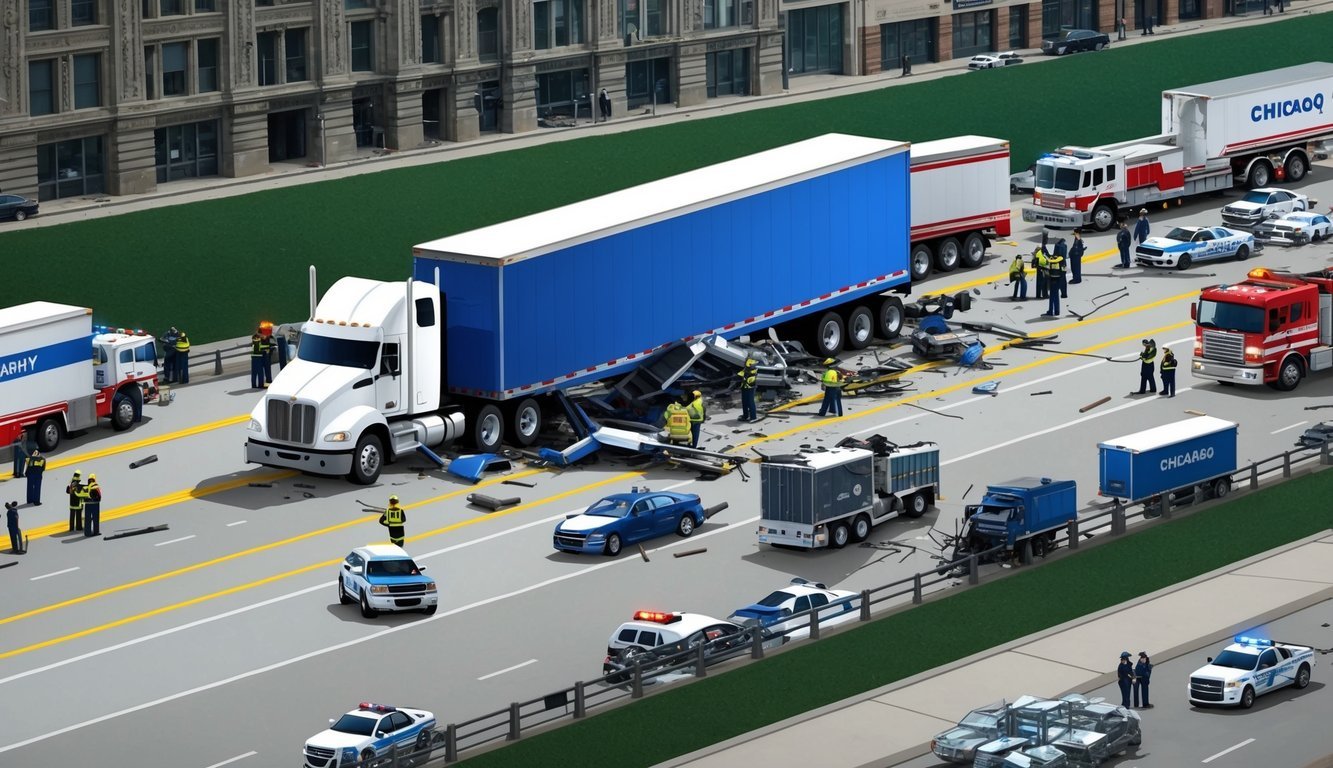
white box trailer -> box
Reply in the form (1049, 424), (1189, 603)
(908, 135), (1012, 281)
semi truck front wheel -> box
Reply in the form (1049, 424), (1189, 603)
(1271, 356), (1303, 391)
(35, 417), (61, 452)
(348, 433), (384, 485)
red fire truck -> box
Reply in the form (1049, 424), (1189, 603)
(1192, 267), (1333, 391)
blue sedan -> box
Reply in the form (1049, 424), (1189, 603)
(1134, 225), (1253, 270)
(553, 488), (706, 556)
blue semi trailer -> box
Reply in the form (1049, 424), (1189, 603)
(1099, 416), (1239, 503)
(247, 134), (916, 483)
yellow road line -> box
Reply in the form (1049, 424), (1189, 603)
(0, 469), (630, 660)
(44, 414), (251, 471)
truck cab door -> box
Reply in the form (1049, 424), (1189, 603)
(128, 339), (158, 381)
(375, 341), (404, 415)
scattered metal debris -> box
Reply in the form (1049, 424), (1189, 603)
(904, 402), (963, 420)
(972, 381), (1000, 396)
(447, 454), (515, 483)
(1185, 409), (1207, 416)
(1030, 390), (1053, 396)
(674, 548), (707, 558)
(963, 484), (974, 499)
(248, 482), (273, 488)
(104, 524), (169, 541)
(294, 482), (316, 489)
(1080, 396), (1111, 413)
(0, 561), (17, 569)
(129, 455), (158, 469)
(638, 544), (650, 563)
(1071, 287), (1130, 321)
(467, 494), (520, 511)
(502, 480), (537, 488)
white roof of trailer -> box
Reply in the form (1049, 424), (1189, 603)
(414, 133), (907, 265)
(0, 301), (89, 335)
(1098, 416), (1236, 454)
(1163, 62), (1333, 99)
(910, 135), (1008, 165)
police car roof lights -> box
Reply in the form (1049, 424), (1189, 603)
(1234, 635), (1275, 647)
(633, 610), (681, 624)
(358, 702), (397, 713)
(789, 577), (827, 589)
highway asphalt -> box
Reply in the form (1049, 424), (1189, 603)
(6, 171), (1333, 767)
(893, 599), (1333, 768)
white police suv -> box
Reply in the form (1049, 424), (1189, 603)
(338, 545), (438, 619)
(1188, 635), (1315, 708)
(303, 702), (437, 767)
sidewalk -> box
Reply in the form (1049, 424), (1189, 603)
(11, 0), (1331, 229)
(658, 531), (1333, 768)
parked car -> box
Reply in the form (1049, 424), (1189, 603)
(1041, 29), (1110, 55)
(601, 610), (747, 683)
(1252, 211), (1332, 246)
(1134, 225), (1254, 270)
(302, 702), (437, 768)
(552, 487), (706, 556)
(969, 52), (1024, 69)
(1221, 187), (1312, 229)
(1011, 163), (1036, 193)
(726, 577), (860, 643)
(0, 194), (38, 222)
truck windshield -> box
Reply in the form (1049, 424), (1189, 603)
(1197, 300), (1263, 333)
(1210, 650), (1258, 670)
(297, 332), (378, 369)
(1035, 163), (1080, 191)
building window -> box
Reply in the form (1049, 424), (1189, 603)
(880, 18), (935, 67)
(350, 20), (373, 71)
(345, 0), (370, 7)
(704, 0), (736, 29)
(1009, 5), (1028, 48)
(29, 60), (55, 116)
(160, 0), (183, 15)
(198, 38), (219, 92)
(625, 57), (671, 109)
(195, 0), (216, 10)
(422, 15), (443, 63)
(162, 42), (188, 97)
(285, 29), (308, 81)
(952, 10), (994, 59)
(536, 68), (589, 118)
(535, 0), (583, 49)
(1180, 0), (1201, 18)
(477, 7), (499, 61)
(1041, 0), (1097, 36)
(705, 48), (749, 97)
(786, 4), (843, 75)
(36, 136), (105, 201)
(71, 0), (97, 26)
(74, 54), (101, 109)
(257, 31), (279, 85)
(144, 46), (155, 99)
(155, 120), (220, 183)
(29, 0), (54, 31)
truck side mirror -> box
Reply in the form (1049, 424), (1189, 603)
(1189, 303), (1197, 321)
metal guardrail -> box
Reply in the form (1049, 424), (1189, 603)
(304, 441), (1333, 768)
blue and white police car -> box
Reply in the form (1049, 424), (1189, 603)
(1187, 635), (1315, 708)
(727, 578), (860, 643)
(338, 545), (438, 619)
(303, 702), (437, 767)
(1134, 226), (1254, 271)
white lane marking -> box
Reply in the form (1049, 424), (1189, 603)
(942, 389), (1193, 466)
(29, 567), (80, 582)
(203, 751), (258, 768)
(0, 513), (756, 754)
(477, 658), (538, 681)
(225, 520), (247, 527)
(1202, 738), (1255, 763)
(1270, 421), (1307, 435)
(154, 535), (197, 547)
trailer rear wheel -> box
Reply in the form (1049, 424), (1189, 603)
(905, 492), (928, 518)
(1248, 160), (1273, 189)
(877, 296), (904, 340)
(829, 522), (850, 549)
(809, 311), (845, 357)
(1285, 153), (1309, 182)
(1270, 356), (1303, 391)
(508, 398), (542, 447)
(934, 237), (962, 273)
(1211, 477), (1231, 499)
(910, 243), (934, 281)
(35, 417), (61, 452)
(961, 233), (987, 269)
(845, 305), (874, 349)
(471, 404), (504, 452)
(850, 514), (871, 542)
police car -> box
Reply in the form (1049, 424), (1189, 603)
(338, 545), (438, 619)
(726, 578), (860, 643)
(602, 610), (746, 681)
(1134, 225), (1254, 270)
(1187, 635), (1315, 708)
(303, 702), (437, 767)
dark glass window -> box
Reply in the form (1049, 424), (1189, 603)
(536, 68), (590, 118)
(345, 0), (370, 7)
(29, 0), (53, 31)
(285, 29), (308, 82)
(1008, 5), (1028, 48)
(74, 54), (101, 109)
(705, 48), (749, 97)
(144, 46), (156, 99)
(477, 8), (498, 61)
(257, 32), (279, 85)
(197, 39), (219, 92)
(29, 60), (55, 116)
(414, 298), (435, 327)
(71, 0), (97, 26)
(162, 42), (188, 96)
(350, 21), (373, 71)
(36, 136), (105, 201)
(880, 18), (935, 68)
(160, 0), (183, 15)
(787, 5), (843, 75)
(195, 0), (216, 10)
(704, 0), (736, 28)
(535, 0), (583, 49)
(952, 10), (994, 59)
(422, 15), (442, 63)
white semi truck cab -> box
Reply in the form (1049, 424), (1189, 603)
(245, 275), (463, 484)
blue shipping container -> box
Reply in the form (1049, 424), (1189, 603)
(1098, 416), (1238, 502)
(411, 134), (911, 399)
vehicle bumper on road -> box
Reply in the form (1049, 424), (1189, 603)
(1191, 358), (1265, 385)
(366, 591), (438, 612)
(245, 438), (353, 476)
(1135, 253), (1178, 268)
(1021, 206), (1084, 228)
(1187, 688), (1244, 706)
(1221, 214), (1262, 229)
(553, 537), (607, 554)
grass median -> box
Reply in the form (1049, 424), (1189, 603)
(457, 467), (1333, 768)
(6, 14), (1333, 341)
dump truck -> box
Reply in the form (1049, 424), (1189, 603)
(1023, 63), (1333, 230)
(949, 477), (1077, 566)
(756, 439), (941, 550)
(908, 135), (1012, 281)
(246, 134), (918, 484)
(1099, 416), (1238, 503)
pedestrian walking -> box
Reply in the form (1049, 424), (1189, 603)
(174, 329), (191, 384)
(10, 429), (30, 479)
(1115, 219), (1132, 268)
(1132, 339), (1158, 395)
(6, 501), (22, 554)
(66, 470), (86, 532)
(1069, 229), (1086, 284)
(738, 358), (759, 422)
(83, 473), (102, 537)
(250, 328), (266, 389)
(1117, 652), (1134, 707)
(1032, 247), (1049, 300)
(1009, 254), (1028, 300)
(1160, 349), (1177, 398)
(1263, 0), (1272, 14)
(663, 401), (692, 445)
(900, 54), (912, 77)
(379, 495), (406, 547)
(25, 449), (45, 505)
(1119, 16), (1127, 40)
(1053, 237), (1069, 298)
(686, 390), (706, 447)
(1044, 246), (1066, 317)
(818, 359), (845, 417)
(1278, 0), (1284, 12)
(161, 327), (180, 383)
(598, 89), (611, 122)
(1134, 209), (1151, 246)
(1133, 652), (1154, 708)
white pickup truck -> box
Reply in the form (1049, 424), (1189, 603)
(1187, 635), (1315, 708)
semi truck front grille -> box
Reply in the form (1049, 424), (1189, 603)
(267, 399), (316, 445)
(1202, 329), (1245, 365)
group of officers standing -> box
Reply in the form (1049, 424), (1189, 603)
(1008, 229), (1088, 317)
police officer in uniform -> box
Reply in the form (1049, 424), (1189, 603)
(66, 470), (87, 532)
(818, 359), (845, 417)
(1133, 339), (1157, 395)
(11, 430), (30, 479)
(6, 501), (22, 554)
(1133, 652), (1154, 708)
(1117, 652), (1135, 707)
(738, 359), (758, 422)
(259, 322), (276, 386)
(174, 330), (191, 384)
(1043, 247), (1066, 317)
(685, 391), (706, 448)
(25, 449), (45, 505)
(1160, 349), (1177, 398)
(1069, 229), (1087, 284)
(84, 473), (102, 537)
(161, 327), (180, 383)
(250, 328), (266, 389)
(379, 495), (406, 547)
(1032, 247), (1049, 300)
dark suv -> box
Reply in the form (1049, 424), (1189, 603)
(1041, 29), (1110, 55)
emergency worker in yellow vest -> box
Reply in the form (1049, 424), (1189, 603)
(1009, 255), (1028, 300)
(1043, 247), (1065, 318)
(738, 359), (759, 422)
(250, 329), (266, 389)
(818, 359), (845, 417)
(1032, 248), (1049, 300)
(66, 470), (87, 532)
(1159, 349), (1177, 398)
(380, 495), (406, 547)
(1133, 339), (1158, 395)
(685, 391), (706, 448)
(83, 473), (102, 537)
(174, 330), (191, 384)
(663, 402), (692, 445)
